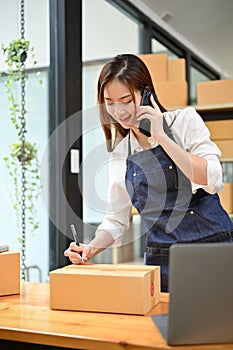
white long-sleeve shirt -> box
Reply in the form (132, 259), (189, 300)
(96, 107), (223, 244)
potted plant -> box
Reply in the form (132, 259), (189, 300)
(3, 141), (40, 241)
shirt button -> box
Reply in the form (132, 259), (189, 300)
(133, 172), (137, 177)
(190, 210), (194, 215)
(169, 165), (173, 169)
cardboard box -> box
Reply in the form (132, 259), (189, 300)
(50, 264), (160, 315)
(205, 120), (233, 140)
(132, 206), (138, 215)
(0, 250), (20, 296)
(215, 140), (233, 159)
(155, 81), (188, 108)
(219, 183), (233, 214)
(138, 53), (167, 82)
(197, 79), (233, 105)
(168, 58), (186, 81)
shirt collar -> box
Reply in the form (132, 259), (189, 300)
(129, 130), (158, 154)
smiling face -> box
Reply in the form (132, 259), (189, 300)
(104, 79), (141, 130)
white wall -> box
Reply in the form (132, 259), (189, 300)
(82, 0), (138, 61)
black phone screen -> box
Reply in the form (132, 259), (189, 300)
(139, 89), (157, 137)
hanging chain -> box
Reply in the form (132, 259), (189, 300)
(20, 0), (27, 281)
(20, 0), (25, 40)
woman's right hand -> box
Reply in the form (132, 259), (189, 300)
(64, 230), (114, 264)
(64, 242), (93, 264)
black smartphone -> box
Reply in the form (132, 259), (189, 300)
(139, 89), (158, 137)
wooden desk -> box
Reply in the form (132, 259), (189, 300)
(0, 282), (232, 350)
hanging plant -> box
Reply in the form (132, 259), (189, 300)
(3, 141), (40, 241)
(2, 38), (41, 231)
(2, 28), (42, 279)
(2, 38), (42, 132)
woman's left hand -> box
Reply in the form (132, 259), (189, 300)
(136, 94), (165, 141)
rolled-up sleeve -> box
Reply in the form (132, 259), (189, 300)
(204, 155), (224, 193)
(170, 107), (224, 194)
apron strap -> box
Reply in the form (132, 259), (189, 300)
(128, 132), (132, 156)
(163, 116), (176, 142)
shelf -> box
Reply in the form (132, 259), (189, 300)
(194, 102), (233, 113)
(167, 103), (233, 121)
(221, 158), (233, 162)
(194, 103), (233, 121)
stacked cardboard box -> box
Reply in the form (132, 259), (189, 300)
(197, 79), (233, 105)
(197, 80), (233, 214)
(205, 119), (233, 214)
(0, 250), (20, 296)
(219, 183), (233, 214)
(138, 53), (188, 108)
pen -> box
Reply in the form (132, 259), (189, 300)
(70, 224), (84, 262)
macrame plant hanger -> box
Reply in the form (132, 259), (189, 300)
(19, 0), (27, 281)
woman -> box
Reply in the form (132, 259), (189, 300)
(64, 54), (233, 292)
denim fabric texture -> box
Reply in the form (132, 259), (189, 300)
(125, 124), (233, 292)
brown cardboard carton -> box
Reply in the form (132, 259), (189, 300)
(50, 264), (160, 315)
(138, 53), (167, 82)
(219, 183), (233, 214)
(215, 140), (233, 159)
(197, 79), (233, 105)
(168, 58), (186, 81)
(155, 81), (188, 108)
(0, 250), (20, 296)
(205, 120), (233, 140)
(132, 206), (138, 215)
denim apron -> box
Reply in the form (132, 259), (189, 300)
(125, 119), (233, 292)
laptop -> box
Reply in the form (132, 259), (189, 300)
(151, 242), (233, 345)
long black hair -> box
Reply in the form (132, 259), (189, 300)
(97, 54), (166, 151)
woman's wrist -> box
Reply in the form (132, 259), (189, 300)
(150, 130), (168, 145)
(88, 230), (114, 256)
